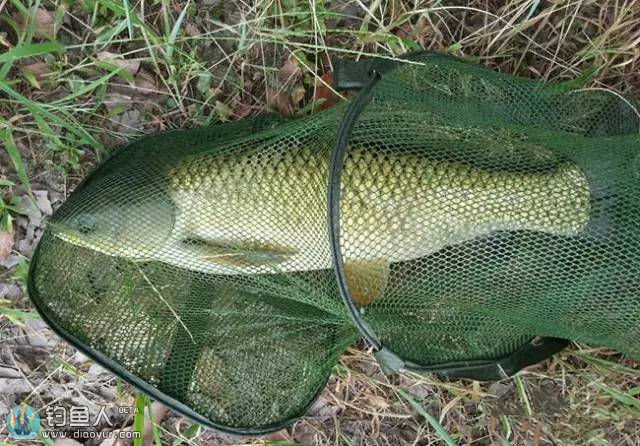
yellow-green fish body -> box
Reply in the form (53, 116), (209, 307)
(54, 142), (591, 288)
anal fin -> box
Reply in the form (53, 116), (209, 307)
(344, 259), (390, 307)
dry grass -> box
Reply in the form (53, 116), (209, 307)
(1, 0), (640, 444)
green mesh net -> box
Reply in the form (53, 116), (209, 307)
(28, 51), (640, 433)
(29, 114), (359, 433)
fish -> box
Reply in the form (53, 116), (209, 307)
(52, 140), (592, 305)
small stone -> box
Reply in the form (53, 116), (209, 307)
(25, 320), (49, 348)
(0, 283), (21, 299)
(19, 196), (42, 226)
(33, 190), (53, 216)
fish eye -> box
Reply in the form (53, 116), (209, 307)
(76, 214), (97, 235)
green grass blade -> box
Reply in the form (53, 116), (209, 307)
(50, 69), (120, 106)
(166, 0), (190, 63)
(2, 127), (32, 196)
(571, 350), (640, 377)
(513, 374), (533, 416)
(0, 41), (64, 64)
(123, 0), (134, 39)
(525, 0), (542, 20)
(0, 80), (101, 149)
(396, 388), (456, 446)
(0, 305), (37, 319)
(133, 393), (146, 446)
(145, 397), (163, 446)
(595, 382), (640, 409)
(0, 305), (38, 327)
(95, 20), (129, 48)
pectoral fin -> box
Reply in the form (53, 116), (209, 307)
(344, 259), (390, 307)
(181, 238), (298, 267)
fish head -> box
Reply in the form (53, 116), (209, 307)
(49, 191), (175, 261)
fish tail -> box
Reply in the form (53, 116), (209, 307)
(566, 141), (639, 239)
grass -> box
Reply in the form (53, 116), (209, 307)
(396, 388), (456, 445)
(1, 0), (640, 444)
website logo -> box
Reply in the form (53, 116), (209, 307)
(7, 403), (41, 440)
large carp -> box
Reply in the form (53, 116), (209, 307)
(52, 140), (591, 304)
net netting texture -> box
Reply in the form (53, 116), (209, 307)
(29, 52), (640, 431)
(336, 53), (640, 367)
(29, 113), (358, 432)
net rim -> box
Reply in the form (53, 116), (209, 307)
(26, 239), (336, 435)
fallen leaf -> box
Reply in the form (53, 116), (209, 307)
(0, 283), (21, 299)
(37, 8), (55, 36)
(25, 319), (49, 348)
(103, 92), (133, 111)
(87, 363), (110, 377)
(0, 367), (20, 379)
(0, 255), (20, 269)
(142, 402), (168, 443)
(395, 16), (432, 47)
(185, 23), (199, 37)
(264, 429), (291, 442)
(291, 84), (305, 104)
(267, 88), (295, 116)
(279, 55), (301, 83)
(308, 396), (338, 418)
(19, 195), (42, 226)
(415, 16), (433, 43)
(132, 69), (167, 97)
(71, 351), (90, 364)
(30, 8), (56, 39)
(293, 425), (318, 445)
(21, 62), (51, 80)
(313, 71), (343, 111)
(33, 190), (53, 216)
(395, 22), (413, 39)
(97, 51), (141, 76)
(232, 100), (254, 119)
(0, 231), (14, 263)
(215, 100), (233, 121)
(366, 395), (390, 410)
(116, 109), (143, 134)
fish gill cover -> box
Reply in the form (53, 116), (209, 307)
(28, 52), (640, 433)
